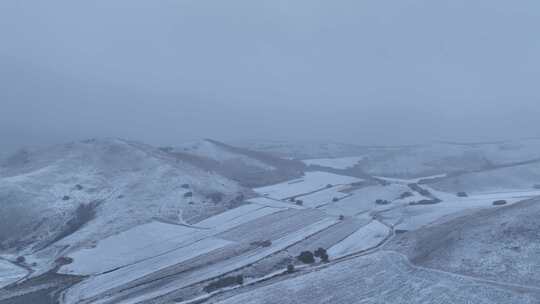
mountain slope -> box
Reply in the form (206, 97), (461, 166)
(0, 139), (246, 264)
(169, 139), (305, 187)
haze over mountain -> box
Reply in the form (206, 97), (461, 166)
(2, 0), (540, 152)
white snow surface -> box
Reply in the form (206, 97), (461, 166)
(61, 204), (283, 276)
(59, 222), (209, 275)
(0, 259), (27, 288)
(254, 171), (362, 200)
(177, 140), (275, 170)
(104, 217), (339, 304)
(63, 237), (232, 304)
(195, 204), (283, 231)
(394, 187), (540, 231)
(328, 220), (390, 259)
(321, 184), (423, 217)
(294, 186), (351, 208)
(302, 156), (365, 169)
(246, 197), (305, 209)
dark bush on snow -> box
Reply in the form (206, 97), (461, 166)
(203, 275), (244, 293)
(286, 264), (295, 273)
(75, 184), (83, 190)
(183, 192), (193, 198)
(297, 251), (315, 264)
(332, 197), (340, 202)
(457, 192), (468, 197)
(409, 199), (441, 205)
(295, 200), (304, 206)
(16, 256), (25, 263)
(493, 200), (507, 206)
(158, 146), (174, 153)
(339, 215), (345, 221)
(250, 240), (272, 247)
(375, 199), (390, 205)
(207, 192), (224, 203)
(62, 195), (70, 201)
(181, 184), (190, 189)
(55, 256), (74, 266)
(314, 248), (329, 263)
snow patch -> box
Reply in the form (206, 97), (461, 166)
(254, 172), (362, 200)
(328, 221), (389, 259)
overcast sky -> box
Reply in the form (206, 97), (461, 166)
(1, 0), (540, 152)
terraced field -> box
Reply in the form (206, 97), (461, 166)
(216, 209), (329, 242)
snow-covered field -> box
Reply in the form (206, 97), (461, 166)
(294, 186), (351, 208)
(328, 220), (390, 259)
(195, 204), (283, 231)
(302, 156), (364, 169)
(59, 222), (212, 275)
(320, 184), (422, 216)
(254, 171), (362, 200)
(83, 217), (339, 304)
(61, 203), (285, 276)
(0, 259), (27, 288)
(63, 237), (233, 303)
(246, 197), (305, 209)
(392, 187), (540, 231)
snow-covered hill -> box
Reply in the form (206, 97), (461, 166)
(168, 139), (305, 187)
(0, 139), (246, 267)
(241, 138), (540, 179)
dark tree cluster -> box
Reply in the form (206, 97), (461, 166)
(457, 192), (468, 197)
(286, 264), (295, 273)
(207, 192), (224, 203)
(375, 199), (390, 205)
(314, 248), (329, 263)
(409, 199), (442, 205)
(297, 247), (329, 264)
(493, 200), (507, 206)
(297, 251), (315, 264)
(203, 275), (244, 293)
